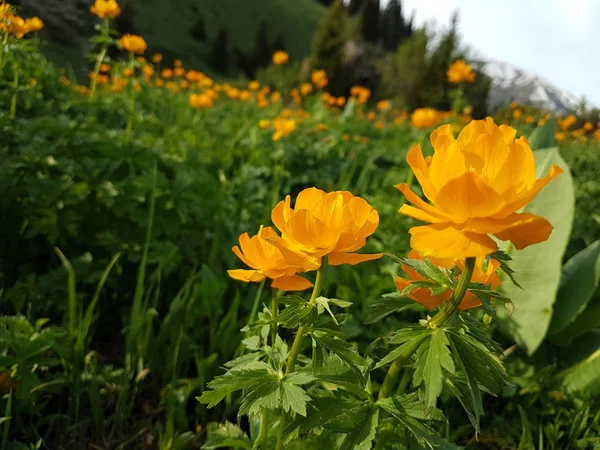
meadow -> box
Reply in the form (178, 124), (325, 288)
(1, 2), (600, 449)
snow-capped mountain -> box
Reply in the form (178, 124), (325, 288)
(482, 59), (581, 113)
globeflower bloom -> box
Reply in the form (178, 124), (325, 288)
(395, 250), (500, 310)
(411, 108), (441, 129)
(397, 118), (563, 258)
(272, 50), (289, 65)
(189, 93), (213, 109)
(119, 34), (147, 55)
(90, 0), (121, 19)
(269, 188), (382, 267)
(272, 118), (296, 141)
(311, 70), (328, 89)
(447, 59), (476, 84)
(557, 114), (576, 131)
(228, 226), (315, 291)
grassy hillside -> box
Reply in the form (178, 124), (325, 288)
(27, 0), (325, 75)
(135, 0), (324, 70)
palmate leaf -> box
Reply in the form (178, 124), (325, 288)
(281, 380), (312, 416)
(203, 422), (252, 450)
(311, 328), (366, 374)
(375, 327), (431, 370)
(364, 293), (416, 324)
(386, 253), (453, 287)
(339, 406), (379, 450)
(238, 374), (281, 416)
(413, 328), (455, 411)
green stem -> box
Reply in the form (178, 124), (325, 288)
(271, 288), (279, 345)
(429, 257), (476, 327)
(257, 408), (269, 448)
(275, 259), (326, 450)
(9, 63), (18, 119)
(90, 18), (109, 96)
(125, 51), (136, 135)
(378, 257), (476, 400)
(247, 280), (266, 328)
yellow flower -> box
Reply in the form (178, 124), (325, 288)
(90, 0), (121, 18)
(300, 82), (313, 95)
(228, 226), (314, 291)
(7, 15), (28, 38)
(555, 132), (566, 142)
(583, 121), (594, 131)
(513, 108), (522, 119)
(119, 34), (147, 54)
(248, 80), (260, 91)
(239, 90), (252, 101)
(375, 121), (384, 129)
(311, 70), (328, 89)
(509, 101), (518, 109)
(174, 59), (182, 68)
(447, 59), (476, 84)
(189, 93), (213, 109)
(180, 80), (189, 89)
(151, 53), (163, 64)
(99, 63), (110, 73)
(122, 67), (134, 77)
(258, 119), (271, 129)
(257, 95), (269, 108)
(525, 115), (535, 124)
(142, 64), (154, 80)
(377, 100), (391, 111)
(161, 68), (173, 79)
(174, 67), (185, 77)
(25, 16), (43, 32)
(395, 250), (500, 310)
(397, 118), (563, 258)
(411, 108), (441, 129)
(557, 114), (576, 131)
(336, 96), (346, 107)
(272, 50), (289, 65)
(268, 188), (382, 267)
(155, 79), (164, 87)
(271, 92), (281, 103)
(226, 87), (240, 99)
(594, 129), (600, 141)
(272, 117), (296, 141)
(350, 85), (370, 104)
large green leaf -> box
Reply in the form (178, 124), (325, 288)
(549, 240), (600, 336)
(527, 119), (556, 150)
(561, 349), (600, 395)
(498, 148), (574, 354)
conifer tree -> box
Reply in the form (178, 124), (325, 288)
(208, 28), (230, 74)
(311, 0), (348, 95)
(359, 0), (380, 44)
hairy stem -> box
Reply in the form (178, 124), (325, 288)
(90, 18), (109, 96)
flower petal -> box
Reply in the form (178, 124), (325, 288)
(502, 164), (564, 213)
(271, 275), (313, 291)
(395, 183), (452, 222)
(227, 269), (266, 283)
(493, 215), (554, 250)
(409, 224), (498, 258)
(399, 204), (444, 224)
(328, 251), (383, 266)
(406, 145), (437, 200)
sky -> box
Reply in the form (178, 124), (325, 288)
(387, 0), (600, 106)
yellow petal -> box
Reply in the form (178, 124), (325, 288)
(494, 215), (554, 250)
(271, 275), (313, 291)
(295, 187), (326, 210)
(395, 183), (452, 222)
(328, 251), (382, 266)
(399, 204), (444, 224)
(409, 224), (497, 258)
(501, 164), (564, 214)
(227, 269), (266, 283)
(406, 145), (437, 200)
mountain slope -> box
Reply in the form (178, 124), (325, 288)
(482, 59), (580, 113)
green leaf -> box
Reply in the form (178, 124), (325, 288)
(396, 256), (453, 287)
(311, 329), (365, 371)
(364, 293), (416, 324)
(328, 298), (353, 308)
(238, 374), (280, 416)
(280, 381), (311, 416)
(376, 393), (445, 421)
(413, 328), (455, 410)
(277, 301), (315, 328)
(497, 148), (574, 354)
(375, 327), (430, 370)
(445, 376), (483, 431)
(517, 406), (535, 450)
(339, 406), (379, 450)
(550, 302), (600, 345)
(203, 422), (252, 449)
(549, 241), (600, 335)
(527, 119), (556, 150)
(561, 349), (600, 395)
(315, 297), (340, 325)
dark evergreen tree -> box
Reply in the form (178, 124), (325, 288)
(347, 0), (363, 15)
(315, 0), (334, 5)
(190, 15), (207, 41)
(252, 22), (272, 69)
(381, 0), (412, 51)
(208, 28), (230, 74)
(273, 33), (286, 52)
(359, 0), (380, 44)
(311, 0), (348, 95)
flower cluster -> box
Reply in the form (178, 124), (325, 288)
(1, 4), (43, 39)
(119, 34), (147, 55)
(447, 59), (476, 84)
(90, 0), (121, 19)
(229, 188), (382, 290)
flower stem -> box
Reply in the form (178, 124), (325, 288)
(125, 51), (137, 135)
(257, 407), (269, 448)
(271, 288), (279, 345)
(275, 259), (326, 450)
(429, 257), (476, 327)
(9, 63), (18, 119)
(90, 18), (109, 96)
(378, 257), (476, 400)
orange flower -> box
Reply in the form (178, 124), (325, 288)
(269, 188), (382, 267)
(189, 93), (213, 109)
(99, 63), (111, 73)
(377, 100), (391, 111)
(394, 250), (500, 310)
(397, 118), (563, 258)
(258, 119), (271, 129)
(25, 16), (43, 33)
(272, 117), (296, 141)
(447, 59), (476, 84)
(583, 121), (594, 131)
(7, 15), (28, 38)
(557, 114), (576, 131)
(228, 226), (314, 291)
(151, 53), (163, 64)
(161, 68), (173, 79)
(311, 70), (328, 89)
(90, 0), (121, 19)
(300, 82), (313, 95)
(248, 80), (260, 91)
(272, 50), (289, 65)
(411, 108), (440, 128)
(594, 129), (600, 141)
(119, 34), (147, 54)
